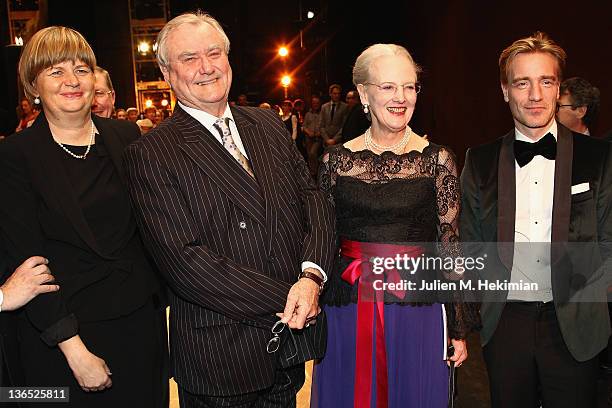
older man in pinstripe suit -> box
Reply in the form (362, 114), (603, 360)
(123, 12), (335, 408)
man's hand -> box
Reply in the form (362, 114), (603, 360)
(277, 268), (322, 329)
(1, 256), (59, 311)
(59, 336), (112, 392)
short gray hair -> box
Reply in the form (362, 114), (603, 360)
(156, 12), (230, 68)
(352, 44), (421, 86)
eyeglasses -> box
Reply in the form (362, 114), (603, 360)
(556, 103), (574, 112)
(364, 82), (421, 96)
(266, 319), (297, 361)
(94, 90), (113, 99)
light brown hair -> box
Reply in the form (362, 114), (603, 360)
(18, 26), (96, 101)
(498, 31), (566, 85)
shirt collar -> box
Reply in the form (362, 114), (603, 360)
(515, 120), (557, 143)
(178, 101), (235, 128)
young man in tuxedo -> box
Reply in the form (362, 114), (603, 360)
(123, 12), (335, 408)
(460, 32), (611, 408)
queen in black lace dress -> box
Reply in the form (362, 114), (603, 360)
(311, 44), (479, 408)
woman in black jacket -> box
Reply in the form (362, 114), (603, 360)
(0, 26), (167, 407)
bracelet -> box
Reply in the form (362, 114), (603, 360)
(298, 271), (324, 292)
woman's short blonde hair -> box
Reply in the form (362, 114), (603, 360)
(353, 44), (421, 86)
(18, 26), (96, 101)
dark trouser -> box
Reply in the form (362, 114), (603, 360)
(178, 363), (305, 408)
(483, 302), (599, 408)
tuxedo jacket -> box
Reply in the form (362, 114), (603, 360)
(460, 124), (612, 362)
(0, 114), (160, 345)
(123, 105), (336, 396)
(320, 100), (349, 142)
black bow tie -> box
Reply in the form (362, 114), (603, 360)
(513, 133), (557, 167)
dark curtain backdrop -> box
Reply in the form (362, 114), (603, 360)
(323, 0), (612, 164)
(47, 0), (136, 109)
(2, 0), (610, 154)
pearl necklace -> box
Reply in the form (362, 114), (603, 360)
(364, 125), (412, 154)
(54, 120), (95, 159)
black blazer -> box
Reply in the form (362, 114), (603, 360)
(0, 113), (160, 346)
(123, 105), (336, 396)
(460, 123), (612, 361)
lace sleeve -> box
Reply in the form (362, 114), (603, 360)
(435, 147), (460, 261)
(317, 148), (337, 205)
(435, 147), (481, 339)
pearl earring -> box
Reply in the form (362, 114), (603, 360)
(363, 104), (369, 114)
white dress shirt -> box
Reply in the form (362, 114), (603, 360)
(178, 102), (327, 282)
(179, 102), (249, 158)
(508, 121), (557, 301)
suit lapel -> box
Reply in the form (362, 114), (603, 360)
(232, 107), (279, 254)
(173, 107), (266, 224)
(93, 115), (128, 183)
(497, 130), (516, 271)
(30, 114), (105, 256)
(551, 125), (572, 263)
(496, 125), (572, 269)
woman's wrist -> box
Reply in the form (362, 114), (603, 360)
(58, 335), (86, 361)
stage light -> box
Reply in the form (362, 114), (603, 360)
(138, 41), (150, 54)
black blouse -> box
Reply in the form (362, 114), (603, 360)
(318, 143), (481, 339)
(57, 136), (134, 254)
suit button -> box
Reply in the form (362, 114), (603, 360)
(289, 199), (297, 205)
(268, 255), (277, 263)
(239, 221), (247, 229)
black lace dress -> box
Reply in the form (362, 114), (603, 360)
(311, 144), (480, 408)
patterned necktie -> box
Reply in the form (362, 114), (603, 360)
(214, 118), (255, 178)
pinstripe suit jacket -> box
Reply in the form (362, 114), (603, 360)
(123, 105), (335, 396)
